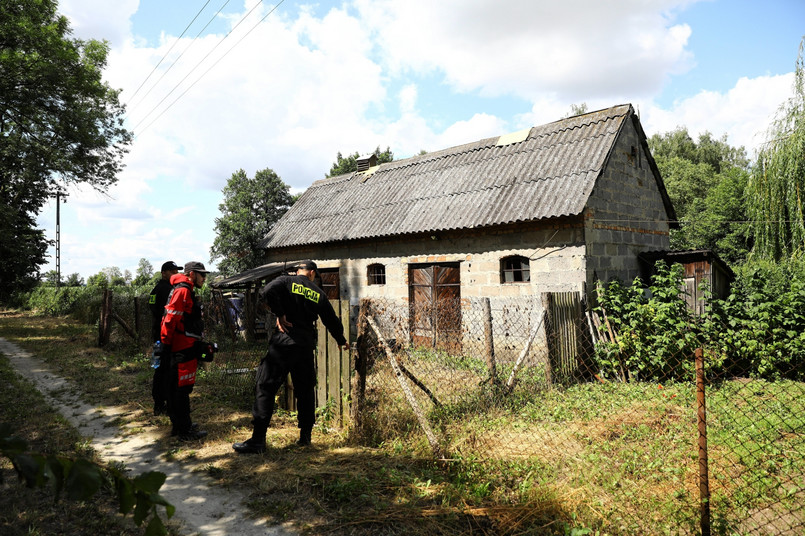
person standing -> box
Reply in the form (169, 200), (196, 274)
(159, 261), (210, 441)
(233, 260), (348, 454)
(148, 261), (180, 416)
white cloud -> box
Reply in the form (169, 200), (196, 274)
(40, 0), (792, 280)
(642, 73), (794, 157)
(353, 0), (696, 101)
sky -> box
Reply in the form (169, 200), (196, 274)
(38, 0), (805, 282)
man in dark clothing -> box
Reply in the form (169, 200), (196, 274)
(148, 261), (180, 415)
(160, 261), (211, 441)
(233, 260), (348, 454)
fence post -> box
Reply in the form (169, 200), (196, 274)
(133, 296), (140, 341)
(98, 289), (112, 347)
(350, 341), (364, 434)
(695, 347), (711, 536)
(482, 297), (498, 385)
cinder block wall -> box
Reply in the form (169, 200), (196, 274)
(584, 118), (671, 289)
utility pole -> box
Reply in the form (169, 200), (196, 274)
(56, 192), (61, 287)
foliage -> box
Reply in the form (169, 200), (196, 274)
(594, 262), (698, 381)
(87, 266), (127, 288)
(210, 168), (294, 276)
(326, 146), (393, 177)
(65, 272), (85, 286)
(648, 127), (751, 263)
(1, 424), (174, 535)
(595, 258), (805, 381)
(132, 258), (156, 287)
(0, 0), (131, 300)
(747, 38), (805, 260)
(711, 257), (805, 380)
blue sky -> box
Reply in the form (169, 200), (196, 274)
(40, 0), (804, 281)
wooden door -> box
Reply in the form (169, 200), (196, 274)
(318, 269), (340, 300)
(409, 263), (461, 353)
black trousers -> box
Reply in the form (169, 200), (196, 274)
(252, 343), (316, 433)
(151, 360), (170, 406)
(167, 355), (195, 433)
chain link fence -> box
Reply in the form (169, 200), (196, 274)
(95, 286), (804, 533)
(351, 295), (805, 535)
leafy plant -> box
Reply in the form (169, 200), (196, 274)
(1, 423), (174, 535)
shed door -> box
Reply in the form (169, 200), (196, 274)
(318, 269), (340, 300)
(409, 263), (461, 353)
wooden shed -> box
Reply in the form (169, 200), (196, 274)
(637, 249), (735, 315)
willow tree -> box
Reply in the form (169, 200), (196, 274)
(748, 38), (805, 259)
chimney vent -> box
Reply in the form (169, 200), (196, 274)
(356, 153), (378, 172)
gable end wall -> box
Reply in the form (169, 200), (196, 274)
(585, 118), (671, 288)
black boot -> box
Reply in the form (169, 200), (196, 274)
(297, 428), (312, 447)
(232, 437), (267, 454)
(233, 426), (267, 454)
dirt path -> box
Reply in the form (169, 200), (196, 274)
(0, 337), (295, 536)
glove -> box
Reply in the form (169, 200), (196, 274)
(199, 342), (217, 362)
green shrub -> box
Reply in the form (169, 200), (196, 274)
(596, 258), (805, 382)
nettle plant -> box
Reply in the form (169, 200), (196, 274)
(595, 259), (805, 383)
(594, 262), (700, 382)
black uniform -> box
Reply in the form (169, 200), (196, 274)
(251, 274), (347, 437)
(148, 278), (173, 413)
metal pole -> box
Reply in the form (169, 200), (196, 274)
(695, 347), (711, 536)
(56, 192), (61, 287)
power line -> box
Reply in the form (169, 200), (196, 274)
(126, 0), (233, 116)
(133, 0), (284, 136)
(125, 0), (213, 107)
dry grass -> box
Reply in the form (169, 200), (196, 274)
(0, 310), (593, 535)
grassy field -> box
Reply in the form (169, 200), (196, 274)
(1, 310), (803, 535)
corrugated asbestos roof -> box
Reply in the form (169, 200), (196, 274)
(261, 104), (646, 249)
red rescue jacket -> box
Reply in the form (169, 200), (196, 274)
(160, 274), (203, 353)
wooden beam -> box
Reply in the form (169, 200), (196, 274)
(366, 315), (443, 458)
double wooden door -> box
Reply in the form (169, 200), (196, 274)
(409, 263), (462, 353)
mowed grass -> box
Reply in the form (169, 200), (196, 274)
(1, 310), (803, 535)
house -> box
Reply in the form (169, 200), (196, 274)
(258, 104), (677, 355)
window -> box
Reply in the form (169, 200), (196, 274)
(367, 263), (386, 285)
(500, 256), (530, 283)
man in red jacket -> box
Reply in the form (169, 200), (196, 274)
(160, 261), (210, 441)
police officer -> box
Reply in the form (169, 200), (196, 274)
(159, 261), (210, 441)
(148, 261), (180, 415)
(233, 260), (348, 454)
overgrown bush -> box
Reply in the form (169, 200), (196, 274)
(594, 262), (700, 382)
(595, 259), (805, 382)
(712, 258), (805, 380)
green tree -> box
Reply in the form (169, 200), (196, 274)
(0, 0), (131, 301)
(648, 127), (751, 263)
(132, 258), (154, 287)
(41, 270), (62, 287)
(326, 146), (393, 177)
(747, 38), (805, 259)
(210, 168), (294, 276)
(64, 273), (84, 286)
(86, 271), (108, 288)
(87, 266), (124, 288)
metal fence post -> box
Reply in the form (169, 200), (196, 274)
(695, 347), (711, 536)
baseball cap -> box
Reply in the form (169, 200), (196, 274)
(184, 261), (210, 274)
(161, 261), (181, 272)
(296, 260), (318, 271)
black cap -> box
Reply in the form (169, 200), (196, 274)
(184, 261), (210, 274)
(296, 260), (318, 271)
(161, 261), (181, 272)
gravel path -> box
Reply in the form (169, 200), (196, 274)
(0, 337), (294, 536)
